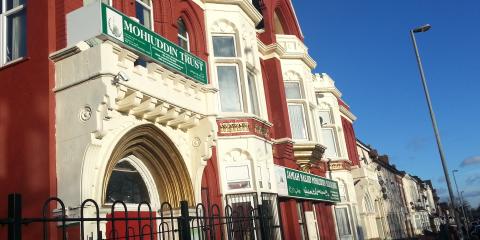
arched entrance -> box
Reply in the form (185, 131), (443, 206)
(103, 124), (195, 208)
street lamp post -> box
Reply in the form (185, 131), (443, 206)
(453, 170), (469, 235)
(409, 24), (463, 238)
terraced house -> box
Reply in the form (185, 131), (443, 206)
(0, 0), (442, 239)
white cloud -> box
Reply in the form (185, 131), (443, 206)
(460, 156), (480, 167)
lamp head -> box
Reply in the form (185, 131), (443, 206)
(112, 71), (129, 85)
(412, 24), (431, 33)
(453, 169), (459, 173)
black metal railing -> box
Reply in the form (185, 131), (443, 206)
(0, 193), (280, 240)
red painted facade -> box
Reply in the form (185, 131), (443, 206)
(0, 0), (213, 239)
(201, 147), (223, 215)
(257, 0), (337, 239)
(0, 0), (56, 238)
(0, 0), (341, 239)
(342, 117), (360, 166)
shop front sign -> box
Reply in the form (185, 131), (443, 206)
(67, 2), (208, 84)
(275, 165), (340, 202)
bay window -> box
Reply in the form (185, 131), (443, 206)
(285, 82), (302, 99)
(1, 0), (26, 66)
(335, 207), (353, 240)
(213, 35), (236, 57)
(288, 104), (308, 140)
(318, 110), (332, 126)
(322, 128), (338, 157)
(225, 164), (252, 190)
(257, 166), (263, 188)
(319, 109), (339, 157)
(247, 72), (260, 116)
(213, 34), (261, 115)
(135, 0), (152, 29)
(217, 65), (242, 112)
(285, 80), (309, 140)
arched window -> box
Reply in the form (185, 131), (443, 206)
(364, 193), (375, 213)
(337, 180), (349, 202)
(106, 160), (150, 203)
(177, 18), (189, 51)
(135, 0), (153, 29)
(223, 149), (254, 191)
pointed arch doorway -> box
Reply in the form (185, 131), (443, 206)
(103, 124), (195, 208)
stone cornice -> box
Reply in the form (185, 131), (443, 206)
(316, 88), (342, 98)
(340, 105), (357, 121)
(205, 0), (263, 25)
(272, 137), (295, 145)
(217, 115), (273, 127)
(293, 142), (327, 172)
(257, 39), (316, 69)
(328, 159), (353, 171)
(49, 42), (89, 62)
(216, 117), (273, 140)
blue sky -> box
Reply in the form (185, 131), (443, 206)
(292, 0), (480, 207)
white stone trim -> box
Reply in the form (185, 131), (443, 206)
(205, 0), (263, 25)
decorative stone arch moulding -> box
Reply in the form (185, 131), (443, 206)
(210, 18), (240, 34)
(283, 70), (303, 81)
(82, 123), (195, 208)
(318, 101), (333, 111)
(223, 148), (254, 163)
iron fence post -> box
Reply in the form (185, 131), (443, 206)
(8, 193), (22, 240)
(178, 201), (191, 240)
(257, 204), (270, 240)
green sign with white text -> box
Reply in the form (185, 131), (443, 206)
(275, 166), (340, 202)
(100, 4), (207, 84)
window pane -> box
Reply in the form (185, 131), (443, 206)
(226, 165), (251, 190)
(335, 208), (352, 236)
(217, 66), (242, 112)
(177, 18), (187, 37)
(297, 203), (307, 240)
(178, 39), (188, 51)
(138, 0), (150, 5)
(135, 2), (151, 29)
(6, 9), (26, 62)
(322, 128), (337, 157)
(247, 73), (260, 116)
(319, 111), (332, 125)
(106, 161), (150, 203)
(285, 82), (302, 99)
(213, 36), (235, 57)
(288, 105), (307, 140)
(177, 19), (189, 51)
(338, 181), (348, 202)
(225, 165), (250, 181)
(7, 0), (24, 10)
